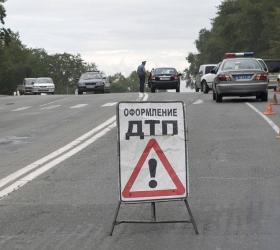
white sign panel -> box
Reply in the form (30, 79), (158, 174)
(118, 102), (188, 202)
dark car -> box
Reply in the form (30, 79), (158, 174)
(148, 67), (180, 93)
(263, 59), (280, 90)
(212, 52), (268, 103)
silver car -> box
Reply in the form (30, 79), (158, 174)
(77, 71), (110, 94)
(33, 77), (55, 95)
(212, 55), (268, 103)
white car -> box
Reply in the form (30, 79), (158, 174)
(33, 77), (55, 94)
(200, 72), (216, 93)
(195, 64), (217, 92)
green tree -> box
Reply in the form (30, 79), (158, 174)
(110, 73), (130, 92)
(0, 32), (30, 94)
(46, 53), (88, 94)
(0, 0), (11, 46)
(187, 0), (280, 72)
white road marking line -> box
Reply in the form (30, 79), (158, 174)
(70, 104), (88, 109)
(12, 106), (32, 112)
(102, 102), (117, 107)
(246, 102), (280, 134)
(0, 115), (116, 190)
(143, 93), (148, 101)
(41, 105), (61, 110)
(0, 95), (147, 199)
(40, 99), (65, 107)
(193, 99), (203, 105)
(0, 121), (116, 200)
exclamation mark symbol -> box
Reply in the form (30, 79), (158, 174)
(148, 158), (157, 188)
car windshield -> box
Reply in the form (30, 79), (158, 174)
(264, 60), (280, 73)
(154, 68), (177, 75)
(205, 66), (216, 74)
(36, 78), (53, 83)
(222, 59), (262, 71)
(25, 78), (36, 84)
(81, 72), (102, 80)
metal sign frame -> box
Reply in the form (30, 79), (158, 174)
(110, 101), (198, 236)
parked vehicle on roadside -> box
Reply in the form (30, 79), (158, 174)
(263, 59), (280, 90)
(77, 71), (110, 94)
(194, 64), (217, 92)
(200, 73), (215, 93)
(200, 63), (221, 93)
(148, 67), (181, 93)
(32, 77), (55, 95)
(17, 78), (36, 95)
(212, 52), (268, 103)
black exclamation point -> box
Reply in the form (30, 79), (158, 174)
(148, 158), (157, 188)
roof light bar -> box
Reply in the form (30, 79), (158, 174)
(225, 52), (254, 58)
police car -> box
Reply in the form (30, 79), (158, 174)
(212, 52), (268, 103)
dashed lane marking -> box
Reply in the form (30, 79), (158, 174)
(70, 104), (88, 109)
(193, 99), (204, 105)
(41, 105), (61, 110)
(40, 99), (66, 107)
(12, 106), (32, 112)
(246, 102), (280, 134)
(0, 93), (149, 200)
(102, 102), (118, 107)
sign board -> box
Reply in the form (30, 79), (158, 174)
(117, 102), (188, 202)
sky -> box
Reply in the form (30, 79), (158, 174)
(4, 0), (222, 76)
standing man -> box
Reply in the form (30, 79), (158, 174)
(137, 61), (146, 93)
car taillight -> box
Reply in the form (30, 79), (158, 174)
(173, 75), (179, 80)
(218, 74), (232, 81)
(152, 76), (156, 80)
(255, 73), (267, 81)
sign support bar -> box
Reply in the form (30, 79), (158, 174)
(109, 199), (199, 236)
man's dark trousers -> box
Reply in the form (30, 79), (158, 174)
(139, 76), (145, 93)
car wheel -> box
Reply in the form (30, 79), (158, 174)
(78, 90), (83, 95)
(260, 92), (268, 102)
(151, 87), (155, 93)
(216, 93), (222, 103)
(202, 81), (209, 94)
(176, 85), (180, 92)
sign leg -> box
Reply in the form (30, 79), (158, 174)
(184, 199), (199, 234)
(109, 201), (121, 236)
(151, 202), (156, 222)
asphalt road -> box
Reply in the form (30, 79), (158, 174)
(0, 83), (280, 250)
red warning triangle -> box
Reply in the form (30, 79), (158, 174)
(122, 138), (186, 198)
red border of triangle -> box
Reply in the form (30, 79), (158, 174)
(122, 138), (186, 198)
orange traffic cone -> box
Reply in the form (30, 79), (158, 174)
(263, 102), (275, 115)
